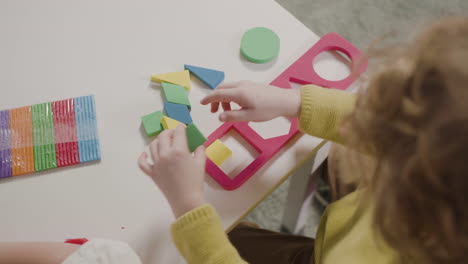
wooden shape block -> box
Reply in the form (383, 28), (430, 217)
(161, 116), (185, 130)
(141, 111), (163, 137)
(205, 139), (232, 166)
(206, 33), (367, 190)
(184, 64), (225, 89)
(240, 27), (280, 64)
(161, 82), (191, 110)
(186, 123), (206, 152)
(151, 70), (191, 91)
(164, 102), (192, 125)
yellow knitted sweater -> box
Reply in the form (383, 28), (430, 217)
(171, 85), (398, 264)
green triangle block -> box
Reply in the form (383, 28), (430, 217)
(186, 123), (207, 152)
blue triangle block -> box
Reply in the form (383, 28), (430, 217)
(164, 102), (192, 125)
(184, 64), (225, 89)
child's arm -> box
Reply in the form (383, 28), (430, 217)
(136, 83), (355, 263)
(138, 126), (248, 264)
(200, 81), (355, 144)
(0, 242), (79, 264)
(298, 84), (356, 143)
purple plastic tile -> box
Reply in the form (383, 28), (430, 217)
(0, 110), (12, 178)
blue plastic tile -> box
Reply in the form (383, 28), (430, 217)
(74, 95), (100, 163)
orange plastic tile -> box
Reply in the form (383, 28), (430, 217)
(10, 106), (35, 176)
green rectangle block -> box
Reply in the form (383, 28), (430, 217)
(32, 103), (57, 171)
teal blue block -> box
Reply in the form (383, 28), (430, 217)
(184, 64), (225, 89)
(164, 102), (192, 125)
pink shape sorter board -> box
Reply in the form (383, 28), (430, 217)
(204, 33), (368, 190)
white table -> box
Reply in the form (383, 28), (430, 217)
(0, 0), (350, 263)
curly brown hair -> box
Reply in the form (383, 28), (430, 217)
(343, 18), (468, 264)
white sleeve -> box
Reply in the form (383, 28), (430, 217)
(62, 239), (142, 264)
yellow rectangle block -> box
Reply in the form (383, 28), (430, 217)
(205, 139), (232, 166)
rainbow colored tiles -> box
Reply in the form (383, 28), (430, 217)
(0, 95), (100, 178)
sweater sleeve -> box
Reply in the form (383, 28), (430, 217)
(171, 204), (248, 264)
(299, 85), (356, 144)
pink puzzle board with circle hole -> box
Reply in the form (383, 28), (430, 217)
(204, 33), (368, 190)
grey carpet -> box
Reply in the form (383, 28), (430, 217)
(243, 0), (468, 236)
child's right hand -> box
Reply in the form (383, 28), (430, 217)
(138, 125), (206, 218)
(200, 81), (301, 122)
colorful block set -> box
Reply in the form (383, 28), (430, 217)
(0, 95), (100, 178)
(145, 66), (228, 159)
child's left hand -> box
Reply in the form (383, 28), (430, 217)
(138, 125), (207, 218)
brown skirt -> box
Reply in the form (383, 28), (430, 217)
(228, 223), (314, 264)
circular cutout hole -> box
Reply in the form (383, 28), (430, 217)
(313, 50), (351, 81)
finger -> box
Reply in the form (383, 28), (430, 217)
(172, 124), (189, 152)
(200, 89), (242, 105)
(216, 81), (242, 90)
(193, 145), (207, 167)
(211, 102), (220, 113)
(157, 129), (174, 156)
(149, 138), (159, 162)
(219, 109), (255, 122)
(138, 152), (153, 176)
(222, 102), (231, 111)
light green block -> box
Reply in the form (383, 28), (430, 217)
(161, 82), (191, 110)
(142, 111), (163, 137)
(240, 27), (280, 64)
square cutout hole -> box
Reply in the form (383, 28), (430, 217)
(248, 117), (291, 139)
(218, 129), (259, 179)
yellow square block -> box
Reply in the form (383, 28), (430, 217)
(161, 116), (185, 130)
(205, 139), (232, 166)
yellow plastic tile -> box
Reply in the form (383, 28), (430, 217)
(151, 70), (191, 91)
(205, 139), (232, 166)
(161, 116), (185, 130)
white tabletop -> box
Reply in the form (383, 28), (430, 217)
(0, 0), (343, 263)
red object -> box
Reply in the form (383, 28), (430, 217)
(52, 99), (80, 167)
(205, 33), (368, 190)
(65, 238), (89, 245)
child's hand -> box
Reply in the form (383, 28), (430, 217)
(138, 125), (206, 218)
(200, 81), (301, 122)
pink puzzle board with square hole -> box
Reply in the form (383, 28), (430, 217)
(204, 33), (368, 190)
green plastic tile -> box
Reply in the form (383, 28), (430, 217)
(142, 111), (163, 137)
(240, 27), (280, 64)
(186, 123), (207, 152)
(161, 82), (191, 110)
(32, 102), (57, 171)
